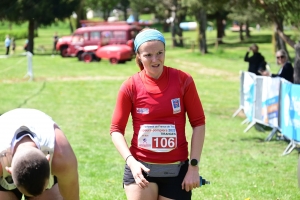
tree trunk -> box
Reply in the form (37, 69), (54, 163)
(170, 5), (177, 47)
(103, 10), (110, 21)
(122, 7), (128, 21)
(216, 13), (223, 43)
(170, 0), (186, 48)
(196, 9), (207, 54)
(294, 42), (300, 84)
(69, 17), (74, 33)
(277, 28), (296, 49)
(28, 19), (35, 54)
(75, 0), (85, 28)
(245, 20), (251, 38)
(239, 23), (244, 41)
(275, 20), (290, 60)
(34, 21), (38, 37)
(75, 7), (82, 28)
(175, 20), (183, 47)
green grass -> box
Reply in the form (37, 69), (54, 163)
(0, 25), (299, 200)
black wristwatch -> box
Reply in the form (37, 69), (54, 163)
(189, 159), (198, 166)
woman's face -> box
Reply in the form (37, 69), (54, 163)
(137, 40), (165, 79)
(276, 52), (286, 66)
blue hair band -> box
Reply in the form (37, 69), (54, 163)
(134, 29), (165, 52)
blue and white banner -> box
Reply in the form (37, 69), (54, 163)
(261, 77), (280, 127)
(280, 81), (300, 141)
(243, 72), (256, 122)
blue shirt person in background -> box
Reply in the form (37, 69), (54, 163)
(4, 35), (11, 55)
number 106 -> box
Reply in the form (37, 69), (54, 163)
(152, 137), (176, 148)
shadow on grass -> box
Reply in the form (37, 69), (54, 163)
(240, 136), (269, 143)
(17, 81), (46, 108)
(207, 34), (273, 48)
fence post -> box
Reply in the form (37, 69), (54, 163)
(25, 51), (33, 81)
(215, 38), (219, 49)
(191, 40), (195, 52)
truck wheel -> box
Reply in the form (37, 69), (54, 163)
(110, 57), (119, 64)
(60, 47), (68, 57)
(77, 52), (83, 61)
(82, 52), (93, 63)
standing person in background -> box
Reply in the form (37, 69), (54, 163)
(0, 108), (79, 200)
(52, 32), (59, 55)
(259, 49), (294, 83)
(244, 43), (265, 75)
(4, 35), (11, 55)
(110, 28), (206, 200)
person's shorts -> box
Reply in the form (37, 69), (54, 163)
(123, 160), (191, 200)
(0, 176), (58, 200)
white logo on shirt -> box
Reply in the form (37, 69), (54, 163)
(136, 108), (149, 114)
(171, 98), (181, 114)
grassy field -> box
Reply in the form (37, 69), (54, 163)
(0, 24), (299, 200)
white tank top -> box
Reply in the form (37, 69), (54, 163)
(0, 108), (56, 190)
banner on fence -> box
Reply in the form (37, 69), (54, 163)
(261, 77), (280, 127)
(280, 81), (300, 141)
(243, 72), (255, 122)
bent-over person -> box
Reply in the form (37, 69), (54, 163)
(0, 108), (79, 200)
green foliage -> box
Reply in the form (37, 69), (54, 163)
(0, 0), (81, 25)
(86, 0), (119, 20)
(0, 29), (27, 40)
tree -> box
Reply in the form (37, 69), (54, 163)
(75, 0), (86, 29)
(118, 0), (130, 21)
(228, 1), (265, 40)
(294, 43), (300, 84)
(182, 0), (231, 53)
(183, 0), (207, 53)
(129, 0), (156, 22)
(0, 0), (81, 54)
(254, 0), (300, 55)
(87, 0), (119, 21)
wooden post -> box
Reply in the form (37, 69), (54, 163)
(215, 38), (219, 49)
(191, 40), (195, 52)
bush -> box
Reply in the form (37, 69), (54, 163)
(0, 29), (28, 41)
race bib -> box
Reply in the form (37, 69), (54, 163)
(138, 124), (177, 152)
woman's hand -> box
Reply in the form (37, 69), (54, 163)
(258, 70), (270, 76)
(181, 165), (200, 192)
(127, 157), (150, 189)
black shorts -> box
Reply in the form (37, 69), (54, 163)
(0, 176), (58, 200)
(123, 160), (191, 200)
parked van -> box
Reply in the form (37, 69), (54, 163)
(56, 23), (140, 58)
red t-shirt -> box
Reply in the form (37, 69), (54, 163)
(110, 66), (205, 163)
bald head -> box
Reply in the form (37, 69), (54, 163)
(12, 146), (50, 196)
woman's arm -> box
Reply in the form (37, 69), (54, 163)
(181, 125), (205, 192)
(110, 79), (150, 188)
(111, 132), (150, 188)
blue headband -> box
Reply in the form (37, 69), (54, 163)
(134, 29), (165, 52)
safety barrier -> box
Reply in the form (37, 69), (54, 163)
(233, 71), (300, 155)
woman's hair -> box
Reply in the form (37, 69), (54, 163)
(12, 147), (50, 196)
(134, 28), (165, 71)
(276, 49), (288, 65)
(276, 49), (288, 58)
(251, 44), (259, 52)
(135, 56), (144, 71)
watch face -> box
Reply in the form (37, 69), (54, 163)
(191, 159), (198, 166)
